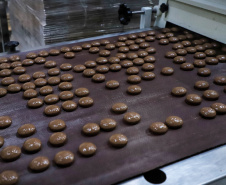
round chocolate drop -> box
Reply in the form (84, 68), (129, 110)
(161, 67), (174, 75)
(195, 45), (205, 52)
(177, 35), (186, 41)
(214, 76), (226, 85)
(0, 57), (8, 63)
(145, 47), (156, 54)
(82, 43), (91, 49)
(24, 89), (38, 99)
(33, 71), (46, 79)
(0, 63), (10, 70)
(200, 107), (216, 118)
(59, 91), (74, 100)
(79, 142), (97, 156)
(84, 61), (97, 68)
(193, 60), (206, 68)
(169, 37), (179, 43)
(129, 44), (139, 51)
(23, 138), (42, 153)
(95, 65), (109, 74)
(138, 32), (147, 38)
(26, 52), (37, 59)
(22, 82), (35, 91)
(147, 30), (155, 36)
(118, 47), (129, 53)
(216, 55), (226, 62)
(64, 52), (75, 59)
(96, 57), (108, 64)
(0, 116), (12, 128)
(127, 75), (141, 84)
(99, 50), (111, 56)
(92, 74), (105, 83)
(83, 69), (96, 77)
(82, 123), (100, 136)
(47, 68), (60, 76)
(29, 156), (50, 172)
(60, 74), (74, 82)
(165, 51), (177, 58)
(211, 103), (226, 114)
(166, 32), (174, 37)
(120, 60), (133, 68)
(111, 103), (128, 114)
(0, 88), (7, 97)
(40, 86), (53, 95)
(128, 34), (137, 39)
(7, 84), (21, 93)
(18, 74), (31, 83)
(109, 64), (121, 72)
(49, 132), (67, 146)
(0, 146), (21, 161)
(172, 43), (184, 50)
(100, 118), (117, 131)
(100, 39), (110, 46)
(13, 67), (26, 75)
(109, 57), (120, 64)
(127, 53), (138, 60)
(165, 116), (183, 128)
(78, 97), (94, 107)
(135, 38), (145, 44)
(159, 39), (169, 45)
(44, 94), (59, 104)
(205, 57), (218, 65)
(194, 81), (209, 90)
(73, 65), (86, 72)
(203, 90), (219, 100)
(174, 56), (186, 64)
(127, 85), (141, 95)
(144, 56), (155, 63)
(0, 136), (4, 147)
(142, 63), (154, 71)
(1, 77), (15, 86)
(186, 94), (202, 105)
(133, 58), (144, 66)
(60, 63), (72, 71)
(0, 69), (12, 77)
(62, 100), (77, 111)
(186, 47), (197, 54)
(205, 49), (216, 56)
(142, 72), (155, 80)
(9, 55), (20, 62)
(115, 42), (126, 48)
(140, 42), (150, 48)
(109, 134), (128, 148)
(58, 82), (72, 91)
(38, 50), (49, 57)
(34, 78), (47, 87)
(17, 124), (36, 137)
(176, 49), (187, 56)
(197, 68), (211, 77)
(137, 51), (148, 58)
(49, 49), (60, 56)
(126, 67), (139, 75)
(71, 45), (82, 52)
(105, 80), (119, 89)
(11, 61), (22, 68)
(44, 105), (61, 116)
(149, 122), (168, 134)
(54, 150), (74, 166)
(27, 98), (43, 108)
(116, 53), (127, 60)
(180, 63), (194, 71)
(34, 57), (46, 64)
(47, 77), (61, 86)
(105, 44), (115, 50)
(194, 52), (206, 59)
(60, 47), (71, 53)
(0, 170), (19, 185)
(156, 33), (166, 39)
(45, 60), (56, 68)
(48, 119), (66, 131)
(123, 112), (141, 124)
(171, 87), (187, 96)
(75, 87), (89, 97)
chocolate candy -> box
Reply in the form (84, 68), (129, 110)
(186, 94), (202, 105)
(60, 74), (74, 82)
(64, 52), (75, 59)
(194, 81), (209, 90)
(1, 77), (15, 86)
(78, 97), (94, 107)
(39, 50), (49, 57)
(109, 57), (120, 64)
(17, 123), (36, 137)
(127, 75), (141, 84)
(165, 51), (177, 58)
(142, 72), (155, 80)
(62, 100), (77, 111)
(109, 64), (121, 71)
(100, 118), (117, 131)
(61, 47), (71, 53)
(216, 55), (226, 62)
(0, 116), (12, 128)
(26, 52), (37, 59)
(173, 56), (186, 64)
(34, 78), (47, 87)
(99, 50), (111, 56)
(135, 38), (145, 44)
(109, 134), (128, 148)
(120, 60), (133, 68)
(0, 145), (21, 161)
(79, 142), (97, 156)
(71, 45), (82, 52)
(45, 60), (56, 68)
(96, 65), (109, 73)
(49, 132), (67, 146)
(128, 34), (137, 39)
(172, 43), (184, 50)
(47, 77), (61, 85)
(169, 37), (179, 43)
(75, 87), (89, 97)
(49, 49), (60, 56)
(44, 94), (59, 104)
(92, 74), (105, 82)
(205, 57), (218, 65)
(7, 84), (21, 93)
(100, 39), (110, 45)
(159, 39), (169, 45)
(0, 69), (12, 77)
(145, 47), (156, 54)
(0, 136), (4, 147)
(137, 51), (148, 58)
(171, 87), (187, 96)
(105, 80), (120, 89)
(178, 35), (186, 41)
(165, 116), (183, 128)
(161, 67), (174, 75)
(11, 61), (22, 68)
(91, 41), (100, 47)
(149, 122), (168, 134)
(211, 103), (226, 114)
(147, 30), (155, 36)
(82, 43), (91, 49)
(203, 90), (219, 100)
(9, 55), (20, 62)
(127, 85), (142, 95)
(156, 33), (166, 39)
(44, 105), (61, 116)
(180, 63), (194, 71)
(40, 86), (53, 95)
(34, 57), (46, 64)
(96, 57), (108, 64)
(0, 170), (19, 185)
(195, 45), (205, 51)
(111, 103), (128, 113)
(29, 156), (50, 172)
(176, 49), (187, 56)
(0, 57), (8, 63)
(48, 68), (60, 76)
(205, 49), (216, 56)
(133, 58), (144, 66)
(214, 76), (226, 85)
(23, 138), (42, 153)
(27, 98), (43, 108)
(123, 112), (141, 124)
(200, 107), (216, 118)
(54, 150), (74, 166)
(82, 123), (100, 136)
(59, 91), (74, 100)
(0, 63), (10, 70)
(115, 42), (126, 48)
(194, 52), (206, 59)
(193, 60), (206, 68)
(58, 82), (72, 91)
(18, 74), (31, 82)
(0, 88), (7, 97)
(84, 61), (97, 68)
(83, 69), (96, 77)
(33, 71), (46, 79)
(118, 47), (129, 53)
(126, 67), (139, 75)
(48, 119), (66, 131)
(142, 63), (154, 71)
(129, 44), (139, 51)
(186, 47), (197, 54)
(60, 63), (72, 71)
(140, 42), (150, 48)
(73, 64), (86, 72)
(105, 44), (115, 50)
(23, 89), (38, 99)
(197, 68), (211, 76)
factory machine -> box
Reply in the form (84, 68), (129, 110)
(0, 0), (226, 185)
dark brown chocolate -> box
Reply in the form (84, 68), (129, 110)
(44, 105), (61, 116)
(78, 97), (94, 107)
(17, 123), (36, 137)
(29, 156), (50, 172)
(54, 150), (74, 166)
(171, 87), (187, 96)
(165, 116), (183, 128)
(149, 122), (168, 134)
(0, 116), (12, 128)
(105, 80), (120, 89)
(186, 94), (202, 105)
(48, 119), (66, 131)
(79, 142), (97, 156)
(199, 107), (216, 118)
(23, 138), (42, 152)
(123, 112), (141, 124)
(58, 82), (73, 91)
(82, 123), (100, 136)
(100, 118), (117, 131)
(203, 90), (219, 100)
(0, 145), (21, 161)
(49, 132), (67, 146)
(109, 134), (128, 148)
